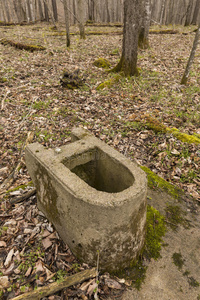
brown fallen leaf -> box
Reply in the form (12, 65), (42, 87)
(104, 278), (122, 289)
(0, 241), (6, 247)
(0, 276), (9, 288)
(4, 248), (14, 267)
(42, 237), (53, 250)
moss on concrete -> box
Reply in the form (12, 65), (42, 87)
(140, 166), (184, 199)
(115, 205), (166, 290)
(172, 252), (184, 270)
(165, 205), (191, 231)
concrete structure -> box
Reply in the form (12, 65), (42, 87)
(25, 128), (147, 272)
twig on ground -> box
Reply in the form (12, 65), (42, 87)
(9, 188), (36, 204)
(12, 267), (97, 300)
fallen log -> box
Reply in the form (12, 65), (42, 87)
(12, 267), (97, 300)
(0, 38), (46, 52)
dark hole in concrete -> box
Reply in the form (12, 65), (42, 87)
(62, 147), (134, 193)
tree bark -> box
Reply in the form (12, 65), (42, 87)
(77, 0), (85, 38)
(4, 0), (11, 22)
(181, 25), (200, 84)
(43, 0), (49, 21)
(113, 0), (142, 76)
(51, 0), (58, 22)
(38, 0), (44, 20)
(63, 0), (70, 47)
(138, 0), (151, 49)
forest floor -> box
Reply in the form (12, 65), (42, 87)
(0, 23), (200, 299)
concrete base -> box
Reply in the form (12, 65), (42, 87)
(25, 128), (147, 272)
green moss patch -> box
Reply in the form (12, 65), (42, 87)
(96, 74), (121, 90)
(93, 57), (111, 69)
(130, 114), (200, 144)
(115, 206), (166, 290)
(140, 166), (184, 199)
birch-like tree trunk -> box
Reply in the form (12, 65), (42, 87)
(181, 25), (200, 84)
(63, 0), (70, 47)
(113, 0), (142, 76)
(77, 0), (85, 38)
(138, 0), (151, 49)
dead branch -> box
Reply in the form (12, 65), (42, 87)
(9, 188), (36, 204)
(12, 267), (97, 300)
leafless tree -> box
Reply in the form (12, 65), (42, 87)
(139, 0), (151, 49)
(113, 0), (143, 76)
(63, 0), (70, 47)
(181, 24), (200, 84)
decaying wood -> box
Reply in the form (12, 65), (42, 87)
(0, 38), (46, 52)
(9, 188), (36, 204)
(149, 29), (179, 34)
(85, 22), (123, 27)
(12, 267), (97, 300)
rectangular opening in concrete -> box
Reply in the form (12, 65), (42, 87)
(62, 147), (134, 193)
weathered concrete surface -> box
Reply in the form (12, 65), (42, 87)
(25, 128), (147, 272)
(112, 189), (200, 300)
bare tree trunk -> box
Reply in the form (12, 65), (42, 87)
(51, 0), (58, 22)
(26, 0), (33, 22)
(13, 0), (21, 22)
(4, 0), (11, 22)
(63, 0), (70, 47)
(181, 25), (200, 85)
(184, 1), (193, 26)
(138, 0), (151, 49)
(113, 0), (142, 76)
(192, 0), (200, 25)
(38, 0), (44, 20)
(43, 0), (49, 21)
(77, 0), (85, 38)
(0, 0), (6, 21)
(159, 0), (166, 24)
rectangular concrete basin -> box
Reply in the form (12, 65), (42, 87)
(62, 147), (135, 193)
(25, 128), (147, 272)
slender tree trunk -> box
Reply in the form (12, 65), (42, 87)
(181, 25), (200, 84)
(192, 0), (200, 25)
(138, 0), (151, 49)
(113, 0), (142, 76)
(77, 0), (85, 38)
(159, 0), (166, 25)
(38, 0), (44, 20)
(0, 0), (6, 22)
(4, 0), (11, 22)
(184, 1), (193, 26)
(26, 0), (33, 22)
(51, 0), (58, 22)
(43, 0), (49, 21)
(63, 0), (70, 47)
